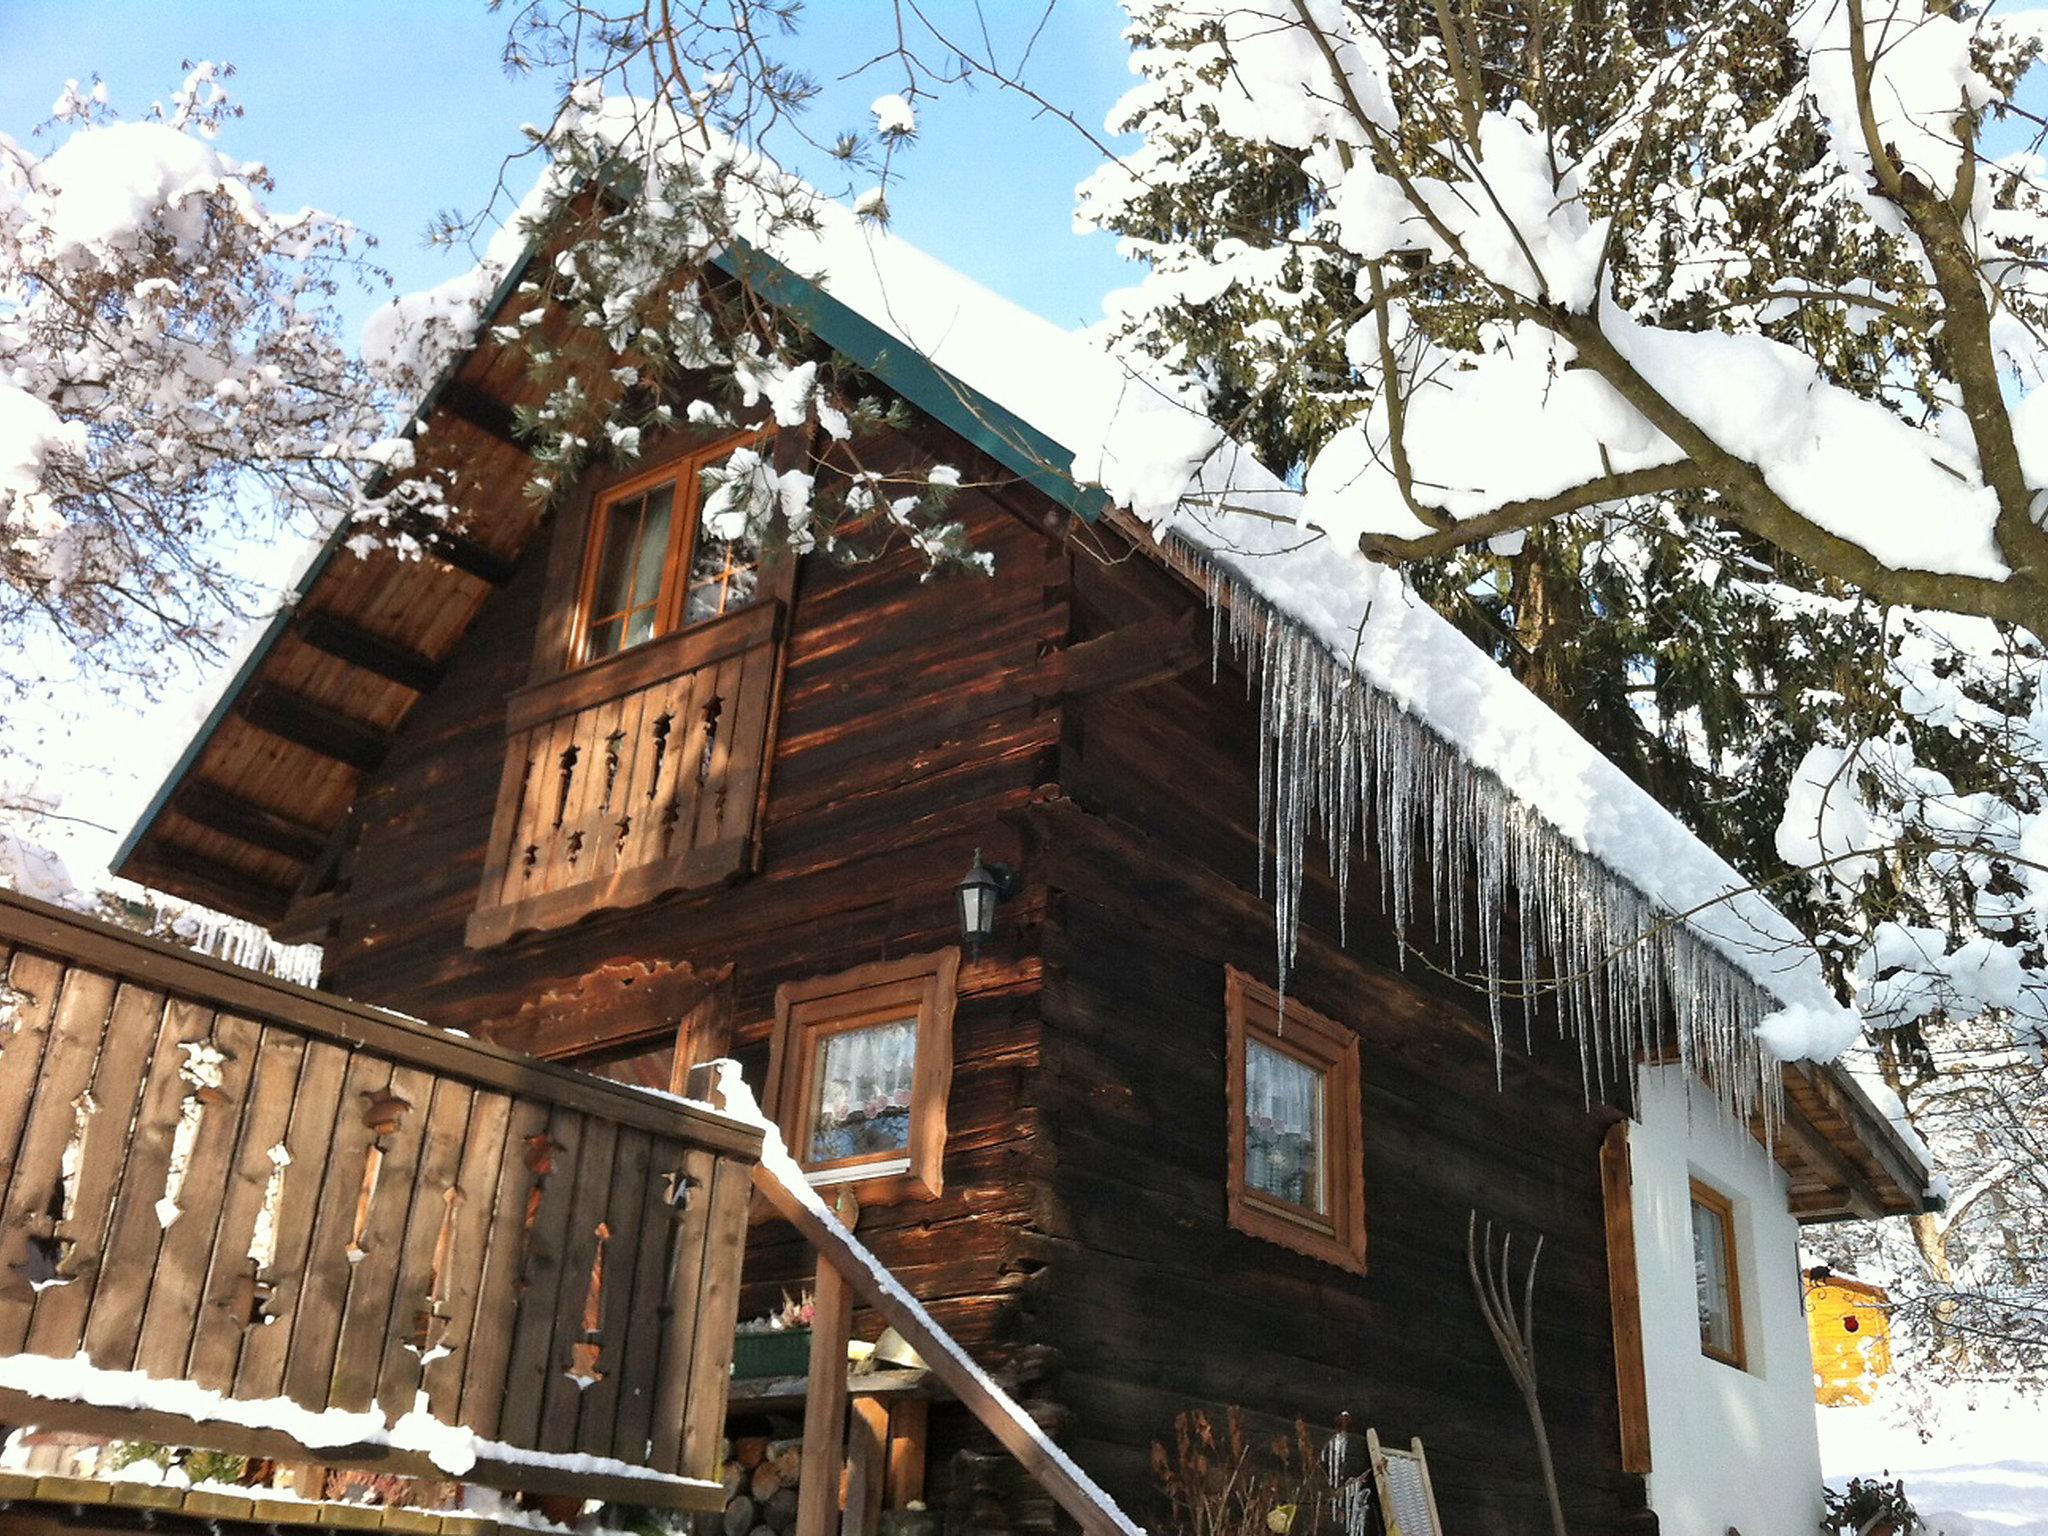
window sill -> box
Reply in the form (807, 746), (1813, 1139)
(1228, 1191), (1367, 1274)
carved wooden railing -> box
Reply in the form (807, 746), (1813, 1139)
(0, 891), (760, 1508)
(468, 599), (785, 948)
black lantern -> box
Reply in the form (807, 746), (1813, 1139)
(957, 848), (1015, 958)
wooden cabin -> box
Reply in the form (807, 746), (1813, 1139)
(96, 196), (1930, 1536)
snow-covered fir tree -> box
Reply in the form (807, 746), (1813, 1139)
(1074, 0), (2048, 1386)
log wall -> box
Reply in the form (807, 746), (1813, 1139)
(1035, 545), (1655, 1535)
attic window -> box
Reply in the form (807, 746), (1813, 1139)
(576, 438), (763, 664)
(1225, 968), (1366, 1273)
(766, 951), (960, 1205)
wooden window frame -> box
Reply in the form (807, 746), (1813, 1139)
(1689, 1177), (1748, 1370)
(765, 950), (960, 1206)
(569, 430), (771, 669)
(1225, 967), (1367, 1273)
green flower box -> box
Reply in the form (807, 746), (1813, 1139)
(733, 1328), (812, 1380)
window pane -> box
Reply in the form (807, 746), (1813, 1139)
(630, 485), (675, 611)
(1692, 1194), (1737, 1358)
(586, 483), (676, 659)
(1245, 1038), (1325, 1212)
(808, 1018), (917, 1165)
(684, 524), (762, 625)
(623, 603), (659, 651)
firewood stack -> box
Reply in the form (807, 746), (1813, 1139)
(716, 1436), (805, 1536)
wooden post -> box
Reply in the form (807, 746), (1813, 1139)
(885, 1398), (928, 1510)
(795, 1193), (857, 1536)
(844, 1397), (889, 1536)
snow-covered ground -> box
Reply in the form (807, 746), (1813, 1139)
(1820, 1383), (2048, 1534)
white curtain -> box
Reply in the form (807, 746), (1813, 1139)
(1246, 1039), (1324, 1212)
(808, 1018), (917, 1162)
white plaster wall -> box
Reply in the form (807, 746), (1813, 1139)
(1628, 1065), (1823, 1536)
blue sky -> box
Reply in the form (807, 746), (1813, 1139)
(1, 1), (1142, 337)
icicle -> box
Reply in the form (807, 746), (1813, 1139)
(1173, 537), (1783, 1131)
(174, 911), (324, 987)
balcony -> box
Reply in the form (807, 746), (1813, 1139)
(0, 890), (761, 1508)
(468, 599), (785, 948)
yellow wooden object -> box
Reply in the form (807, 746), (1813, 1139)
(1808, 1275), (1893, 1405)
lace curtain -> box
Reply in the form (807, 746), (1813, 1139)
(807, 1017), (917, 1164)
(1246, 1039), (1325, 1212)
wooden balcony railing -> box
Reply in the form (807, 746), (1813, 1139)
(468, 599), (786, 948)
(0, 891), (761, 1508)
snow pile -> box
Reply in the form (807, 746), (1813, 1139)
(1820, 1381), (2048, 1535)
(0, 1350), (702, 1490)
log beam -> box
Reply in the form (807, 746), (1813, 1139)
(295, 611), (445, 694)
(173, 782), (328, 866)
(118, 845), (293, 926)
(1033, 611), (1203, 701)
(387, 514), (520, 588)
(437, 379), (527, 450)
(239, 685), (393, 772)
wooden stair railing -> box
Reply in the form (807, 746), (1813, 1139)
(690, 1064), (1146, 1536)
(0, 890), (761, 1509)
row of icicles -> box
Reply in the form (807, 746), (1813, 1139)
(1190, 545), (1785, 1127)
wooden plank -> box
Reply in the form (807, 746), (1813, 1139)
(449, 1098), (554, 1435)
(80, 998), (218, 1371)
(184, 1026), (311, 1391)
(0, 892), (764, 1159)
(679, 1153), (751, 1480)
(504, 599), (778, 734)
(395, 1088), (515, 1424)
(605, 1131), (683, 1465)
(23, 983), (173, 1359)
(282, 1051), (399, 1407)
(296, 611), (446, 694)
(0, 964), (118, 1351)
(1599, 1121), (1651, 1476)
(572, 1126), (653, 1458)
(131, 1011), (264, 1380)
(475, 733), (535, 918)
(645, 1144), (717, 1474)
(121, 846), (295, 926)
(235, 1038), (352, 1401)
(327, 1066), (452, 1411)
(0, 952), (73, 1215)
(533, 1114), (618, 1452)
(794, 1250), (853, 1536)
(692, 655), (745, 851)
(492, 1104), (589, 1448)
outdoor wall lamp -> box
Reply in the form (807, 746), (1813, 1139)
(956, 848), (1016, 959)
